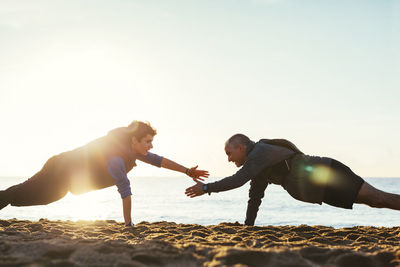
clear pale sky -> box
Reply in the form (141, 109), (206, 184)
(0, 0), (399, 178)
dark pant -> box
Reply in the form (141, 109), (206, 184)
(3, 156), (70, 207)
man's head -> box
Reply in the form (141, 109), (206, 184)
(224, 134), (250, 167)
(128, 121), (157, 155)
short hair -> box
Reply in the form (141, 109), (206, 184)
(127, 120), (157, 141)
(225, 134), (250, 147)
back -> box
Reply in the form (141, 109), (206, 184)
(259, 138), (303, 155)
(56, 127), (134, 193)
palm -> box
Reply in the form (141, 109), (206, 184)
(187, 166), (209, 181)
(185, 182), (205, 198)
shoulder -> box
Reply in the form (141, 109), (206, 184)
(107, 156), (127, 171)
(248, 142), (269, 156)
(108, 156), (125, 164)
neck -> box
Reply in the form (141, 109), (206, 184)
(130, 143), (139, 155)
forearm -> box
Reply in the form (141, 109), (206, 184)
(244, 178), (268, 226)
(207, 174), (250, 193)
(207, 161), (255, 193)
(245, 198), (262, 226)
(161, 157), (188, 174)
(122, 195), (132, 225)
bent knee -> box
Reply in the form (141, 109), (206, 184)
(356, 182), (385, 207)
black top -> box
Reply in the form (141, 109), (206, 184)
(207, 140), (296, 193)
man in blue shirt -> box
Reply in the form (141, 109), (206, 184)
(0, 121), (209, 226)
(185, 134), (400, 225)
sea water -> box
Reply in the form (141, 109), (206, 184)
(0, 176), (399, 228)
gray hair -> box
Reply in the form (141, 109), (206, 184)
(225, 134), (251, 147)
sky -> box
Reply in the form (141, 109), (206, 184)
(0, 0), (399, 178)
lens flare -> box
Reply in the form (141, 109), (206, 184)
(308, 164), (332, 186)
(69, 170), (93, 195)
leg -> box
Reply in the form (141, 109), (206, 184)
(0, 191), (9, 210)
(355, 182), (400, 210)
(1, 156), (69, 208)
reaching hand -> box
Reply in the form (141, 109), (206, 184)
(186, 165), (209, 182)
(185, 182), (205, 198)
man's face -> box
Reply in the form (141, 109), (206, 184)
(225, 143), (247, 167)
(131, 134), (154, 155)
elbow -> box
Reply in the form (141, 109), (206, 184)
(233, 180), (248, 190)
(122, 194), (131, 200)
(158, 157), (165, 168)
(160, 157), (166, 168)
(119, 189), (132, 199)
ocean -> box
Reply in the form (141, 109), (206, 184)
(1, 176), (399, 228)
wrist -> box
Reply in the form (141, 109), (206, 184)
(125, 221), (134, 227)
(185, 168), (189, 175)
(202, 184), (211, 195)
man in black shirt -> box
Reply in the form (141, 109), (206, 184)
(185, 134), (400, 225)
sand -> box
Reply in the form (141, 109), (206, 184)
(0, 219), (399, 267)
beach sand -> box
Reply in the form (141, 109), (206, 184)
(0, 219), (399, 267)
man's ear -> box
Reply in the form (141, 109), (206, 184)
(238, 144), (245, 151)
(131, 136), (138, 145)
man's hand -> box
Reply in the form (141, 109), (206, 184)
(185, 182), (206, 198)
(125, 221), (134, 227)
(187, 165), (209, 183)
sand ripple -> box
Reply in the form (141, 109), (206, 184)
(0, 219), (399, 266)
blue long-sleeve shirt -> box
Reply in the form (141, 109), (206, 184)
(106, 152), (163, 198)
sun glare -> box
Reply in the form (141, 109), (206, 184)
(59, 189), (119, 221)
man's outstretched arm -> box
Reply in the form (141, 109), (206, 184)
(160, 157), (209, 182)
(185, 162), (256, 197)
(137, 152), (209, 182)
(185, 171), (253, 197)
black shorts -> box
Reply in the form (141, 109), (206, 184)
(322, 159), (364, 209)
